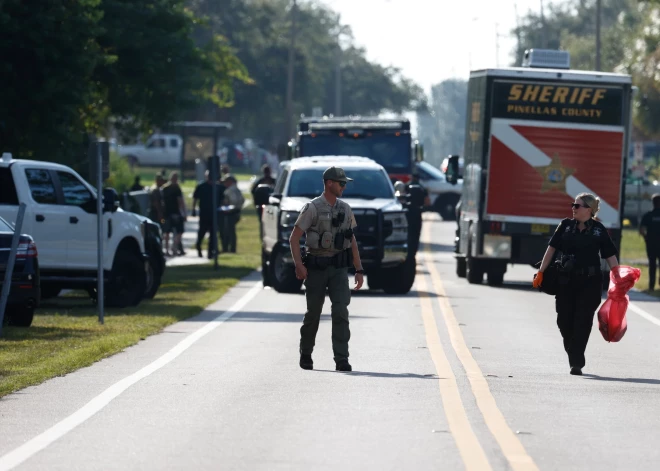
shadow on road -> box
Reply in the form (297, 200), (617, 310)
(582, 374), (660, 385)
(313, 369), (440, 379)
(225, 311), (378, 323)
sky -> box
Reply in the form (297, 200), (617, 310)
(318, 0), (568, 95)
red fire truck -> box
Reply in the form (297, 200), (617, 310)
(446, 49), (634, 286)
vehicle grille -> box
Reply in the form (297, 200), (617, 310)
(353, 210), (379, 247)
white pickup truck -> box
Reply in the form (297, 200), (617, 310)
(118, 133), (183, 167)
(0, 153), (165, 307)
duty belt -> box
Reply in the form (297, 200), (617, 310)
(571, 266), (599, 276)
(304, 249), (353, 270)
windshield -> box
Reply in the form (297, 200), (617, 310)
(287, 168), (395, 199)
(417, 161), (446, 180)
(299, 134), (412, 172)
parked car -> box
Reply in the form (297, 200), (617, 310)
(256, 156), (415, 294)
(415, 161), (463, 220)
(0, 152), (162, 307)
(0, 216), (40, 327)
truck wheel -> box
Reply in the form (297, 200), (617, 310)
(487, 271), (505, 286)
(106, 249), (146, 308)
(456, 257), (467, 278)
(382, 257), (416, 295)
(40, 284), (61, 300)
(270, 249), (302, 293)
(368, 272), (384, 290)
(466, 240), (483, 285)
(262, 250), (273, 287)
(436, 195), (460, 221)
(6, 306), (35, 327)
(144, 252), (162, 299)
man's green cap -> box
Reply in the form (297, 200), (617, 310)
(323, 166), (353, 182)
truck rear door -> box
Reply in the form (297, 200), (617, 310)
(484, 80), (627, 231)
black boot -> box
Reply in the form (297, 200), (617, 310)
(570, 367), (582, 376)
(335, 359), (352, 372)
(299, 353), (313, 370)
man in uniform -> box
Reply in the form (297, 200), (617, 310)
(192, 170), (224, 258)
(289, 166), (365, 372)
(640, 193), (660, 290)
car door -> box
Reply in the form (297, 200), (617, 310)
(262, 169), (288, 253)
(143, 136), (167, 166)
(23, 168), (68, 268)
(54, 170), (98, 270)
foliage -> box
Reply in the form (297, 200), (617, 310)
(105, 152), (136, 193)
(0, 0), (249, 167)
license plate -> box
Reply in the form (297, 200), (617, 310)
(531, 224), (549, 234)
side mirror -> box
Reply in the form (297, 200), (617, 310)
(103, 188), (120, 213)
(268, 194), (282, 206)
(254, 184), (274, 207)
(446, 155), (460, 185)
(414, 141), (424, 162)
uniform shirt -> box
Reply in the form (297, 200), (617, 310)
(640, 208), (660, 245)
(161, 182), (183, 217)
(294, 193), (357, 257)
(223, 185), (245, 209)
(193, 181), (225, 221)
(549, 218), (617, 269)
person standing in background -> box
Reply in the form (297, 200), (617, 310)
(640, 193), (660, 291)
(220, 176), (245, 253)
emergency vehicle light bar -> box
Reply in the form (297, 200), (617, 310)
(304, 121), (407, 131)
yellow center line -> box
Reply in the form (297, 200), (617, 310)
(417, 259), (492, 471)
(422, 218), (540, 471)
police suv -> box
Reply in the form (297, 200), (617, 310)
(257, 156), (415, 294)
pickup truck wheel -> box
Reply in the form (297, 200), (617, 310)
(6, 306), (34, 327)
(270, 249), (302, 293)
(487, 271), (505, 286)
(368, 272), (384, 290)
(456, 256), (467, 278)
(106, 249), (146, 308)
(382, 257), (416, 295)
(262, 250), (273, 287)
(144, 252), (162, 299)
(436, 195), (460, 221)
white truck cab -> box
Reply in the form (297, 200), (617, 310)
(118, 133), (183, 167)
(0, 152), (154, 307)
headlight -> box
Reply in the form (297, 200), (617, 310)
(383, 211), (408, 243)
(280, 211), (299, 227)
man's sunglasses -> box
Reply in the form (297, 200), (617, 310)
(571, 203), (588, 209)
(334, 180), (346, 187)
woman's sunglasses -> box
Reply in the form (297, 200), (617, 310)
(571, 203), (588, 209)
(334, 180), (346, 187)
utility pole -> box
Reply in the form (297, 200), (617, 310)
(595, 0), (602, 71)
(285, 0), (298, 144)
(540, 0), (547, 48)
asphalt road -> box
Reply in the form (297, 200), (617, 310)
(2, 214), (660, 470)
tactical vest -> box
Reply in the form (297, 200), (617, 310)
(305, 197), (353, 254)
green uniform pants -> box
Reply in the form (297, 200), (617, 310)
(299, 266), (351, 361)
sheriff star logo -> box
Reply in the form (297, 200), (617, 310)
(535, 153), (575, 193)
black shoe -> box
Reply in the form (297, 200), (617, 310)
(335, 360), (352, 372)
(570, 367), (582, 376)
(299, 354), (313, 370)
(197, 249), (203, 258)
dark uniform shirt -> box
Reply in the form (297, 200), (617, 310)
(193, 181), (224, 221)
(549, 218), (617, 269)
(641, 208), (660, 246)
(161, 183), (183, 217)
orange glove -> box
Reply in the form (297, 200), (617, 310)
(532, 271), (543, 288)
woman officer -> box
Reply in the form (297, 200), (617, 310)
(533, 193), (620, 376)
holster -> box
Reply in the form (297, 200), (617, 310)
(304, 249), (353, 271)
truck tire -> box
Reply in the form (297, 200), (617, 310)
(368, 271), (384, 290)
(382, 257), (416, 295)
(106, 249), (146, 308)
(6, 306), (34, 327)
(262, 250), (273, 287)
(436, 194), (460, 221)
(270, 249), (302, 293)
(144, 252), (163, 299)
(466, 238), (483, 284)
(487, 271), (505, 286)
(456, 257), (467, 278)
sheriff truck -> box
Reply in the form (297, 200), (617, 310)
(446, 49), (633, 286)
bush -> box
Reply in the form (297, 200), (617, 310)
(106, 152), (135, 193)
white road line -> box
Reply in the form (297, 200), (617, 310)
(0, 281), (263, 471)
(629, 302), (660, 328)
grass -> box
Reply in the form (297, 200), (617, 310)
(619, 228), (654, 294)
(0, 203), (261, 398)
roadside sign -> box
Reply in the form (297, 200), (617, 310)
(634, 141), (644, 162)
(88, 140), (110, 183)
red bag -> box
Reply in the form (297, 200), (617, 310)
(597, 265), (641, 342)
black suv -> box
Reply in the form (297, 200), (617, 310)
(255, 156), (415, 294)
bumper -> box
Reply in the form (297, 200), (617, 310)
(275, 242), (407, 270)
(7, 274), (40, 309)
